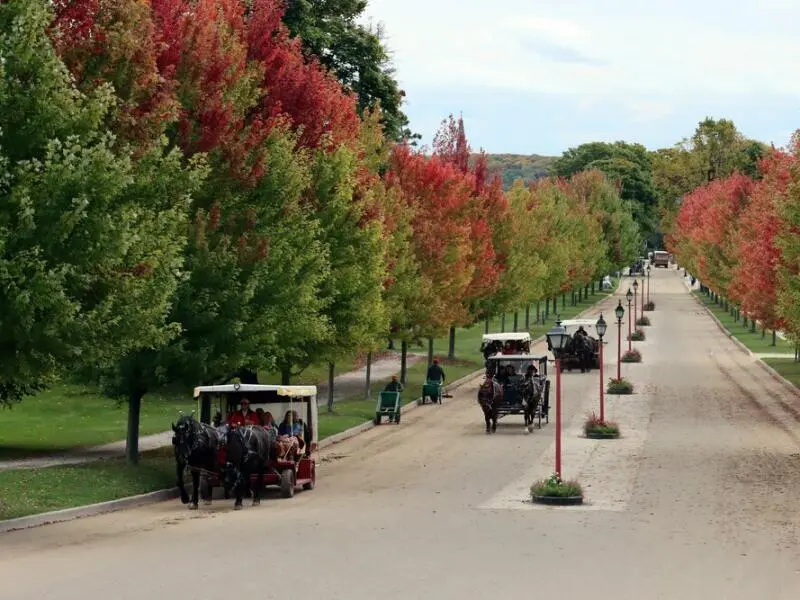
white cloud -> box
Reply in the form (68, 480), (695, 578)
(364, 0), (800, 96)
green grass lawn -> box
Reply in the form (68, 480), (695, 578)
(0, 385), (194, 459)
(762, 357), (800, 387)
(693, 292), (795, 354)
(0, 448), (176, 521)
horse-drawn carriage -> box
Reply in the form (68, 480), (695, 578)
(173, 384), (318, 510)
(478, 354), (550, 433)
(629, 258), (645, 276)
(547, 319), (600, 372)
(481, 332), (532, 363)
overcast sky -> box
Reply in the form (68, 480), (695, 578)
(362, 0), (800, 155)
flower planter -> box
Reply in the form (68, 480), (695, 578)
(585, 430), (619, 439)
(532, 494), (584, 506)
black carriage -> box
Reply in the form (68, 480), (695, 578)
(547, 319), (600, 372)
(485, 354), (550, 430)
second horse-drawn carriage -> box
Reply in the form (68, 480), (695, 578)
(478, 354), (550, 434)
(547, 319), (600, 372)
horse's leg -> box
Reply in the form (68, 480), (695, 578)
(252, 462), (264, 506)
(189, 469), (200, 509)
(176, 459), (190, 504)
(492, 404), (498, 433)
(483, 407), (491, 434)
(234, 467), (244, 510)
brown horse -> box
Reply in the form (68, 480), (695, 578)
(477, 377), (503, 434)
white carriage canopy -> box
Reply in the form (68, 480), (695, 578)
(193, 384), (319, 443)
(560, 319), (600, 338)
(481, 332), (532, 343)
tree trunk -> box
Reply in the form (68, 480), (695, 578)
(591, 282), (595, 295)
(484, 317), (489, 334)
(280, 365), (291, 385)
(327, 362), (335, 413)
(762, 327), (766, 339)
(400, 341), (408, 385)
(448, 326), (456, 360)
(501, 314), (506, 332)
(536, 302), (540, 324)
(126, 392), (143, 466)
(544, 298), (549, 320)
(772, 330), (777, 347)
(427, 337), (434, 366)
(562, 294), (566, 309)
(387, 338), (394, 350)
(513, 312), (518, 332)
(751, 320), (756, 333)
(525, 305), (530, 330)
(365, 352), (372, 400)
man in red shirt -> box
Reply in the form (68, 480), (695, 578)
(228, 398), (260, 426)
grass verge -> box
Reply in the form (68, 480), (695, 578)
(694, 292), (794, 355)
(0, 448), (175, 521)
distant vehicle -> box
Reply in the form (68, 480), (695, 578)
(653, 251), (669, 268)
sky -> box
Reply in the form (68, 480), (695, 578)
(361, 0), (800, 156)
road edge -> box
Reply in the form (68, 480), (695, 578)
(0, 287), (619, 533)
(689, 287), (800, 399)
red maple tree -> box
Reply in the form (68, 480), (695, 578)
(730, 151), (794, 329)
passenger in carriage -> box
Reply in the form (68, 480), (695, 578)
(229, 398), (260, 427)
(262, 411), (278, 433)
(524, 364), (538, 380)
(277, 410), (306, 460)
(501, 341), (514, 354)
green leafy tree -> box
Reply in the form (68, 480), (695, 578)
(552, 141), (658, 247)
(0, 0), (200, 426)
(281, 0), (416, 142)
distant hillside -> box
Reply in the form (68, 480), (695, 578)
(475, 153), (558, 190)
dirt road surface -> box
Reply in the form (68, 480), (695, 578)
(2, 269), (799, 599)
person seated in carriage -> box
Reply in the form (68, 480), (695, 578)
(277, 410), (306, 460)
(524, 364), (538, 381)
(501, 341), (515, 355)
(229, 398), (260, 427)
(262, 411), (278, 433)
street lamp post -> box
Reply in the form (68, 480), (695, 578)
(633, 279), (639, 329)
(546, 321), (571, 478)
(596, 314), (607, 422)
(615, 301), (625, 380)
(626, 288), (633, 351)
(646, 265), (651, 307)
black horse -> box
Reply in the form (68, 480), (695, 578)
(477, 377), (503, 434)
(521, 377), (543, 431)
(172, 415), (222, 509)
(572, 334), (594, 373)
(221, 424), (277, 510)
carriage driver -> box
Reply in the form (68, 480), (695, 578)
(229, 398), (260, 426)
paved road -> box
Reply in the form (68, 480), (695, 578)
(2, 269), (799, 599)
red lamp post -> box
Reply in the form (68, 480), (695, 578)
(633, 279), (639, 330)
(646, 265), (651, 308)
(615, 301), (625, 380)
(626, 288), (633, 351)
(546, 321), (571, 478)
(596, 314), (608, 422)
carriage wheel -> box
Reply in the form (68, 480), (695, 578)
(280, 469), (295, 498)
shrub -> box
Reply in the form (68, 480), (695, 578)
(636, 316), (651, 326)
(530, 473), (583, 498)
(607, 377), (634, 394)
(621, 349), (642, 363)
(628, 328), (646, 341)
(644, 301), (655, 311)
(583, 412), (620, 438)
